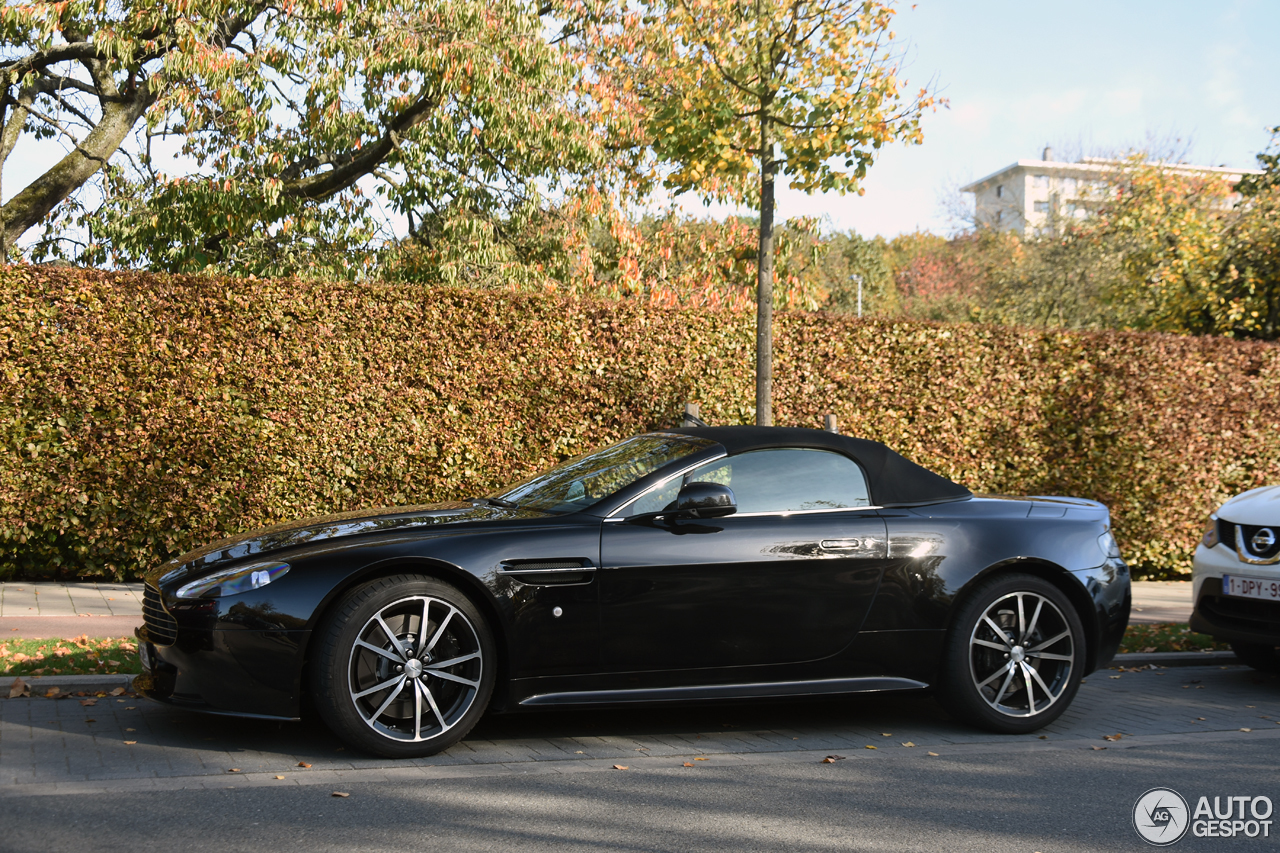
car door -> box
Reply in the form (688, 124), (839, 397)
(599, 448), (890, 672)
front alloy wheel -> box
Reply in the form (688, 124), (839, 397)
(939, 574), (1085, 734)
(313, 575), (495, 758)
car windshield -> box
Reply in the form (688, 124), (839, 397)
(493, 433), (717, 514)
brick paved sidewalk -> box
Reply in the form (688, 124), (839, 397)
(0, 583), (144, 639)
(0, 582), (143, 618)
(1, 663), (1276, 796)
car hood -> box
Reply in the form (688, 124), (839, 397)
(1218, 485), (1280, 526)
(150, 501), (551, 585)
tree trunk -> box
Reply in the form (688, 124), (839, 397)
(755, 118), (775, 427)
(0, 89), (153, 247)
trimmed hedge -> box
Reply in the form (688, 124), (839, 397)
(2, 265), (1278, 581)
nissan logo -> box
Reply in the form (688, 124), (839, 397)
(1252, 528), (1277, 553)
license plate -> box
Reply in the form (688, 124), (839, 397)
(1222, 575), (1280, 601)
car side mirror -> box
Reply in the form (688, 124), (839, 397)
(675, 482), (737, 519)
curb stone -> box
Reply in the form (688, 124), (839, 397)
(1111, 650), (1238, 668)
(2, 656), (1240, 699)
(4, 673), (136, 697)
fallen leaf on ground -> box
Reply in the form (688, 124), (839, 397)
(1240, 728), (1252, 732)
(275, 775), (285, 780)
(574, 751), (584, 754)
(927, 752), (939, 756)
(297, 762), (312, 768)
(1198, 717), (1206, 721)
(106, 660), (121, 666)
(1109, 675), (1121, 679)
(1038, 735), (1047, 740)
(7, 677), (28, 698)
(228, 768), (241, 773)
(682, 762), (695, 767)
(80, 699), (97, 707)
(331, 792), (349, 798)
(1091, 746), (1107, 751)
(880, 733), (892, 737)
(824, 755), (846, 762)
(1103, 734), (1123, 742)
(125, 706), (136, 710)
(901, 742), (915, 748)
(84, 719), (95, 723)
(123, 741), (136, 745)
(44, 688), (62, 698)
(1140, 646), (1156, 653)
(612, 765), (628, 770)
(864, 745), (877, 750)
(694, 757), (709, 761)
(125, 728), (135, 732)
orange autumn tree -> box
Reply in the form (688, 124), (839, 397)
(575, 0), (940, 424)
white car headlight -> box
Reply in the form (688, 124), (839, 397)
(176, 561), (290, 599)
(1098, 529), (1123, 561)
(1201, 515), (1219, 549)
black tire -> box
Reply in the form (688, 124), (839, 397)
(936, 573), (1086, 734)
(311, 574), (496, 758)
(1230, 641), (1280, 673)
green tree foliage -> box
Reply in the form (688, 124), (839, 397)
(0, 0), (620, 276)
(578, 0), (939, 424)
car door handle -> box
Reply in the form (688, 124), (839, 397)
(820, 538), (870, 551)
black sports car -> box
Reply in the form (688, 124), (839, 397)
(135, 426), (1130, 757)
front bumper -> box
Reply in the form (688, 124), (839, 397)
(1190, 543), (1280, 646)
(134, 623), (309, 720)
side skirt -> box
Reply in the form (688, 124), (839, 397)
(518, 676), (928, 707)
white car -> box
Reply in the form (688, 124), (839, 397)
(1191, 485), (1280, 671)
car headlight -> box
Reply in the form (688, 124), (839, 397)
(1201, 515), (1219, 549)
(1098, 529), (1123, 561)
(176, 561), (290, 599)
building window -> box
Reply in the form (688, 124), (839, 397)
(1033, 201), (1050, 214)
(1033, 174), (1049, 189)
(1062, 177), (1078, 194)
(996, 184), (1004, 198)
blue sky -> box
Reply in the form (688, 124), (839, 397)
(675, 0), (1280, 237)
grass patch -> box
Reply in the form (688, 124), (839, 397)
(1118, 622), (1231, 654)
(0, 636), (141, 677)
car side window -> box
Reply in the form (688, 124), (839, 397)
(688, 448), (870, 514)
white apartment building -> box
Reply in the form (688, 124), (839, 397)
(960, 147), (1262, 235)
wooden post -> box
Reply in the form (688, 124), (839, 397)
(682, 402), (701, 428)
(824, 414), (838, 434)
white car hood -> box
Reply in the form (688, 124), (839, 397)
(1219, 485), (1280, 526)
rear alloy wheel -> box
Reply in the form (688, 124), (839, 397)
(312, 575), (495, 758)
(938, 573), (1085, 734)
(1230, 642), (1280, 673)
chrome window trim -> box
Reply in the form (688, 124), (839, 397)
(606, 452), (728, 519)
(726, 505), (882, 519)
(603, 505), (883, 523)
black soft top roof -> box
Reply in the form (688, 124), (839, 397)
(665, 426), (971, 507)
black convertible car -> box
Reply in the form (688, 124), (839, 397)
(135, 427), (1130, 757)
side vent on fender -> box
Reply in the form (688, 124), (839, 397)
(498, 559), (596, 586)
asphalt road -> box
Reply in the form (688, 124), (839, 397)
(0, 734), (1276, 852)
(2, 663), (1278, 852)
